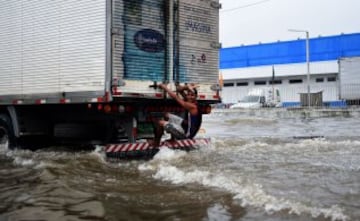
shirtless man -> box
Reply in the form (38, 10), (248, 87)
(151, 83), (202, 147)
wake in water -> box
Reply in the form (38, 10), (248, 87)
(139, 137), (360, 221)
(1, 134), (359, 220)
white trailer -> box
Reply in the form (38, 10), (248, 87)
(339, 56), (360, 100)
(0, 0), (221, 149)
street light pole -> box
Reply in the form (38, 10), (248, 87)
(289, 29), (311, 108)
(305, 31), (310, 108)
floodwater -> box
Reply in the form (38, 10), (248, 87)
(1, 109), (360, 221)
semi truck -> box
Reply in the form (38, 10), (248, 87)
(0, 0), (221, 149)
(229, 88), (281, 109)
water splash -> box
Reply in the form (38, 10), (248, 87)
(151, 165), (348, 221)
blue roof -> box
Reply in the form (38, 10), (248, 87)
(220, 33), (360, 69)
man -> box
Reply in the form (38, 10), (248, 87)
(150, 83), (202, 147)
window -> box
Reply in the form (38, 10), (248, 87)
(289, 79), (303, 84)
(236, 82), (248, 86)
(269, 80), (282, 84)
(316, 78), (324, 83)
(327, 77), (336, 82)
(254, 81), (266, 85)
(223, 83), (234, 87)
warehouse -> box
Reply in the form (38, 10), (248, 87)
(220, 33), (360, 107)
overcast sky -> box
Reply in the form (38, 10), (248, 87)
(219, 0), (360, 48)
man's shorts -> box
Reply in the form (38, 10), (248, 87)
(164, 114), (186, 139)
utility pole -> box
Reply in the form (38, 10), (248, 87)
(289, 29), (311, 108)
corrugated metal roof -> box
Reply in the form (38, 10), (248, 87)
(220, 33), (360, 70)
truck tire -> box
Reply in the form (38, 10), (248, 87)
(0, 114), (17, 150)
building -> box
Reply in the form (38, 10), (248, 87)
(220, 33), (360, 107)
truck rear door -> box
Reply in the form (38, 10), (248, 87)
(111, 0), (167, 98)
(175, 0), (220, 101)
(111, 0), (220, 101)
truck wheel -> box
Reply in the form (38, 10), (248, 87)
(0, 114), (16, 150)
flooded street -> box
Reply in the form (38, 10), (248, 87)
(1, 109), (360, 221)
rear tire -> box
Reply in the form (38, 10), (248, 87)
(0, 114), (17, 150)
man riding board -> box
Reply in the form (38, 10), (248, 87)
(150, 83), (202, 147)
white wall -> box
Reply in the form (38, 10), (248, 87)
(221, 74), (339, 104)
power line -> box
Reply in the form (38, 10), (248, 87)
(221, 0), (272, 13)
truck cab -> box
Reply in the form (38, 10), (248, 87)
(230, 88), (281, 109)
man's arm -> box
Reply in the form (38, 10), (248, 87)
(159, 84), (198, 114)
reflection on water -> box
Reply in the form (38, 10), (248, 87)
(0, 109), (359, 221)
(0, 149), (105, 221)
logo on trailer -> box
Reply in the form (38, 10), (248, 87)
(134, 29), (165, 53)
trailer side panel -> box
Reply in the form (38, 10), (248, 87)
(0, 1), (107, 98)
(339, 56), (360, 100)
